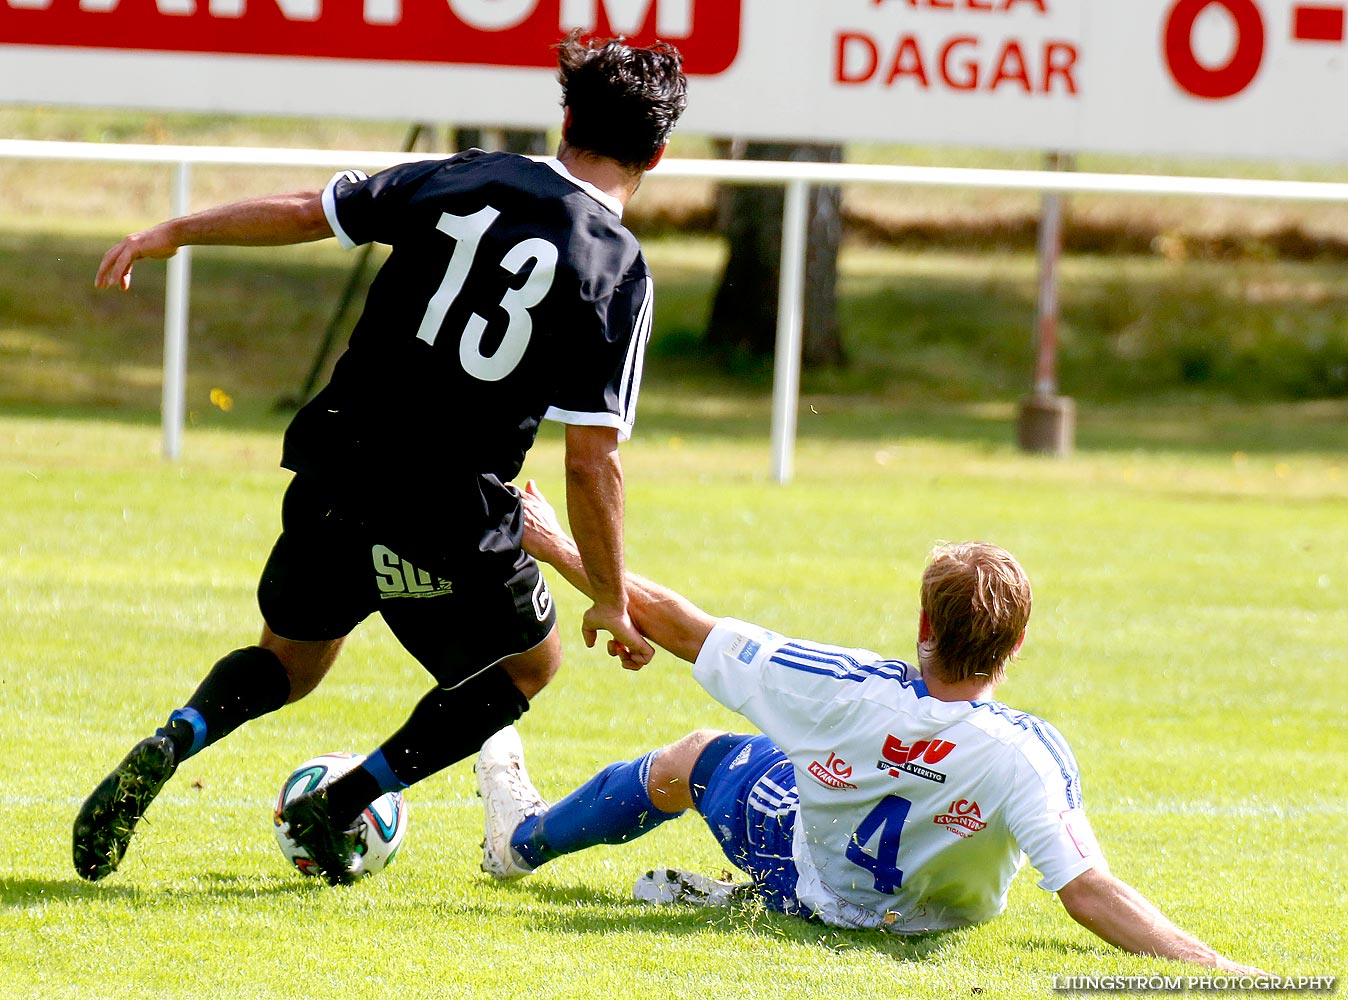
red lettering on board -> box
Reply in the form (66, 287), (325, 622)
(872, 0), (1049, 12)
(837, 31), (1078, 96)
(838, 31), (881, 84)
(1163, 0), (1265, 99)
(0, 0), (742, 76)
(887, 35), (930, 87)
(1293, 5), (1346, 43)
(939, 36), (980, 90)
(988, 39), (1032, 91)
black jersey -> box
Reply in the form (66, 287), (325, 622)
(281, 150), (653, 568)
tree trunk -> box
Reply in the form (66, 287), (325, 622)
(706, 141), (845, 367)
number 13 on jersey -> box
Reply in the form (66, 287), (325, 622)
(415, 206), (559, 382)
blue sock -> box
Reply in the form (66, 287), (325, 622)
(362, 749), (408, 794)
(512, 751), (680, 870)
(157, 707), (207, 761)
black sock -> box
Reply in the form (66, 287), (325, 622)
(324, 666), (529, 828)
(159, 646), (291, 760)
(324, 768), (383, 830)
(157, 718), (197, 761)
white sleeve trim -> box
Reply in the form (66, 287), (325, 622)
(542, 406), (633, 442)
(692, 618), (753, 674)
(321, 170), (366, 250)
(1037, 854), (1103, 893)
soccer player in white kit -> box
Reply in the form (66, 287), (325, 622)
(475, 482), (1263, 971)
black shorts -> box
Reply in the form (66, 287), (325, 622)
(257, 475), (557, 687)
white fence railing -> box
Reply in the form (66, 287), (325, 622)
(6, 139), (1348, 479)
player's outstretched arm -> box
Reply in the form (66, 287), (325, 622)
(561, 425), (656, 668)
(95, 191), (330, 291)
(1057, 868), (1265, 973)
(520, 479), (716, 666)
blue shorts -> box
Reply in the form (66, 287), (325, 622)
(689, 734), (807, 916)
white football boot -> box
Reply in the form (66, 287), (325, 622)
(475, 725), (547, 880)
(633, 868), (754, 907)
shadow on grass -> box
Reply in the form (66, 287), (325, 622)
(483, 877), (968, 964)
(0, 876), (140, 905)
(4, 230), (1345, 457)
(635, 388), (1348, 457)
(0, 872), (311, 906)
(5, 390), (1345, 461)
(1013, 936), (1108, 959)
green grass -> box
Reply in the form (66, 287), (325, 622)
(7, 229), (1348, 437)
(1, 414), (1345, 999)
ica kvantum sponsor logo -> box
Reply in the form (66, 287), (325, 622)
(934, 798), (987, 838)
(808, 751), (858, 790)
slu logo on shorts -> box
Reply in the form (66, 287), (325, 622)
(372, 545), (453, 599)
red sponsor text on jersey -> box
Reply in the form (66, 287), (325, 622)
(882, 735), (956, 766)
(878, 735), (956, 783)
(808, 752), (858, 790)
(0, 0), (741, 76)
(934, 798), (987, 837)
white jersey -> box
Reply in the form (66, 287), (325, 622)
(693, 618), (1103, 933)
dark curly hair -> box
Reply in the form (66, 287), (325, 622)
(557, 30), (688, 170)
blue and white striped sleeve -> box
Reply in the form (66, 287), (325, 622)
(694, 618), (920, 751)
(1003, 723), (1105, 891)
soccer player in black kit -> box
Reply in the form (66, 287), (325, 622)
(74, 33), (687, 886)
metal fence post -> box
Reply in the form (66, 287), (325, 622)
(162, 160), (192, 461)
(770, 177), (810, 484)
(1016, 151), (1076, 456)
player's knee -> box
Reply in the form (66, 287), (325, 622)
(501, 627), (561, 700)
(646, 730), (726, 814)
(259, 629), (343, 703)
(681, 729), (729, 756)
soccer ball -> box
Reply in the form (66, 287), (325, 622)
(273, 752), (408, 879)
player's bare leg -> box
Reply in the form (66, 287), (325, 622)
(644, 729), (727, 814)
(499, 624), (561, 700)
(258, 625), (345, 702)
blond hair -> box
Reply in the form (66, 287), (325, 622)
(920, 542), (1032, 684)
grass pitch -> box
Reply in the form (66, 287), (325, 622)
(1, 410), (1344, 999)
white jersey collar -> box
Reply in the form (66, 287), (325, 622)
(544, 157), (624, 219)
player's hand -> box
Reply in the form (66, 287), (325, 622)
(582, 603), (654, 671)
(95, 227), (181, 291)
(519, 479), (572, 565)
(1216, 958), (1270, 977)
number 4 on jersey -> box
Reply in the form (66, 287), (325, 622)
(845, 794), (911, 894)
(415, 206), (559, 382)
